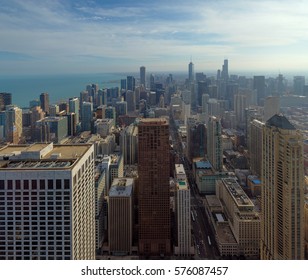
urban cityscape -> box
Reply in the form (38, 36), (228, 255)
(0, 59), (307, 260)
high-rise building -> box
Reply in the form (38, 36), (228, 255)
(260, 114), (304, 260)
(186, 118), (206, 163)
(248, 119), (264, 177)
(293, 76), (305, 95)
(221, 59), (228, 81)
(234, 94), (250, 128)
(0, 142), (96, 260)
(35, 116), (68, 143)
(5, 105), (22, 144)
(40, 93), (50, 115)
(127, 76), (135, 91)
(138, 118), (171, 256)
(174, 164), (193, 257)
(207, 116), (223, 172)
(253, 76), (266, 105)
(120, 123), (138, 165)
(69, 97), (80, 124)
(81, 102), (93, 132)
(188, 61), (194, 82)
(0, 92), (12, 111)
(215, 178), (260, 257)
(125, 90), (136, 112)
(264, 96), (280, 122)
(108, 178), (133, 255)
(140, 66), (146, 87)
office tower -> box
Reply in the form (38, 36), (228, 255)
(0, 92), (12, 110)
(0, 111), (6, 140)
(138, 118), (171, 256)
(264, 96), (280, 122)
(261, 114), (304, 260)
(104, 106), (116, 126)
(140, 66), (146, 87)
(125, 90), (136, 112)
(97, 89), (106, 106)
(150, 74), (155, 91)
(253, 76), (266, 105)
(188, 61), (194, 82)
(68, 97), (80, 124)
(202, 94), (210, 116)
(215, 178), (260, 257)
(234, 94), (249, 128)
(66, 113), (77, 136)
(109, 154), (124, 187)
(248, 119), (264, 176)
(35, 116), (68, 143)
(127, 76), (135, 91)
(40, 93), (50, 115)
(120, 123), (138, 165)
(221, 59), (228, 81)
(293, 76), (305, 95)
(94, 119), (113, 137)
(80, 90), (89, 108)
(115, 101), (127, 118)
(197, 81), (207, 107)
(121, 79), (127, 91)
(81, 102), (93, 132)
(0, 142), (95, 260)
(174, 164), (193, 257)
(195, 72), (206, 82)
(58, 102), (68, 113)
(186, 118), (206, 164)
(207, 116), (223, 172)
(49, 104), (59, 116)
(108, 178), (133, 255)
(5, 105), (22, 144)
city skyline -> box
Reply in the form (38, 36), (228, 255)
(0, 0), (308, 75)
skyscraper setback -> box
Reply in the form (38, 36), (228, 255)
(138, 118), (171, 256)
(260, 114), (304, 260)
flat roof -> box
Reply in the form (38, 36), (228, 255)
(0, 143), (91, 169)
(195, 161), (212, 169)
(222, 178), (254, 209)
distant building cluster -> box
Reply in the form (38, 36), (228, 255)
(0, 61), (308, 260)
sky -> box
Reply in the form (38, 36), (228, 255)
(0, 0), (308, 75)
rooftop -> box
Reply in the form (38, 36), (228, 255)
(109, 178), (133, 197)
(266, 114), (296, 130)
(0, 143), (91, 170)
(195, 160), (212, 169)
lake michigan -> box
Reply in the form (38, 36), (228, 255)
(0, 73), (128, 108)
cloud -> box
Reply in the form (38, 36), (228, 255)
(0, 0), (307, 74)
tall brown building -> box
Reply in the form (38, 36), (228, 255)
(40, 92), (50, 115)
(138, 118), (171, 256)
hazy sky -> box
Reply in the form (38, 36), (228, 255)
(0, 0), (307, 75)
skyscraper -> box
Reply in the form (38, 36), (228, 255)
(81, 102), (93, 132)
(5, 105), (22, 144)
(253, 76), (266, 105)
(40, 93), (50, 115)
(127, 76), (135, 91)
(207, 116), (223, 172)
(188, 61), (194, 82)
(174, 164), (193, 257)
(221, 59), (228, 81)
(138, 118), (171, 256)
(140, 66), (146, 87)
(260, 114), (304, 260)
(0, 142), (96, 260)
(0, 92), (12, 111)
(69, 97), (80, 124)
(108, 178), (133, 255)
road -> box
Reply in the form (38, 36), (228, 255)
(169, 114), (219, 259)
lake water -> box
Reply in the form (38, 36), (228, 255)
(0, 73), (127, 108)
